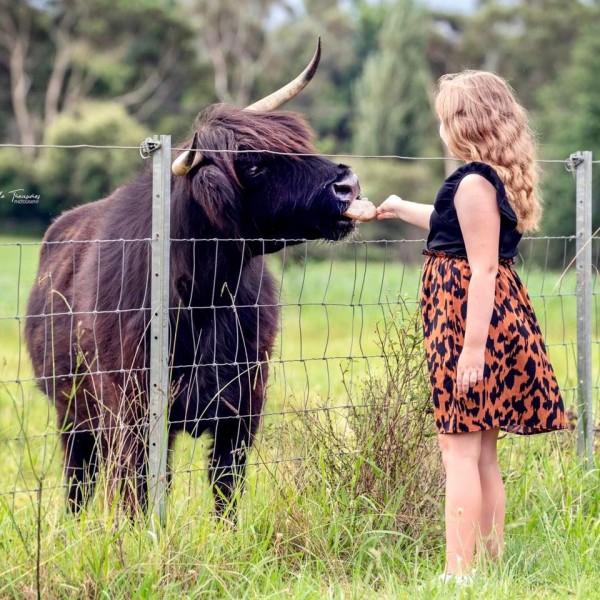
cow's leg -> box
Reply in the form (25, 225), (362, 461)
(208, 357), (269, 519)
(62, 427), (99, 513)
(209, 415), (257, 519)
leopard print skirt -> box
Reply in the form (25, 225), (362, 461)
(420, 250), (567, 435)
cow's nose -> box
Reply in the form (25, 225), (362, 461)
(333, 172), (360, 202)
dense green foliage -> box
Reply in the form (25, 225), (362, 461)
(0, 0), (598, 240)
(352, 0), (433, 157)
(39, 101), (149, 216)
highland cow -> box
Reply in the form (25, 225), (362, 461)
(25, 41), (365, 516)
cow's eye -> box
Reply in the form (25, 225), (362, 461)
(247, 165), (265, 178)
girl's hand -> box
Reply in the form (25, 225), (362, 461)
(376, 195), (404, 220)
(456, 346), (485, 396)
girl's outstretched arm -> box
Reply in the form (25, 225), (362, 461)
(376, 194), (434, 230)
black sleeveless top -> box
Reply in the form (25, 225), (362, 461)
(426, 161), (522, 259)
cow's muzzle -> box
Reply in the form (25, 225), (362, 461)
(333, 171), (361, 206)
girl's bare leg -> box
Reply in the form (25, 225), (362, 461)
(478, 427), (505, 560)
(438, 431), (482, 575)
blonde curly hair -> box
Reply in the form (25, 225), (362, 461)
(434, 70), (541, 232)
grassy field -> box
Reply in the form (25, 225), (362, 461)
(0, 235), (598, 598)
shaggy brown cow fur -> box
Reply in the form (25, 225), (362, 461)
(25, 105), (360, 516)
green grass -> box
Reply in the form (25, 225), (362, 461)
(0, 236), (598, 598)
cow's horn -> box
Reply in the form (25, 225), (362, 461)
(245, 38), (321, 112)
(172, 38), (321, 176)
(172, 134), (202, 176)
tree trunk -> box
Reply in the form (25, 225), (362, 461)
(0, 6), (37, 155)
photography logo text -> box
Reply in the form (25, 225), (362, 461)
(0, 189), (41, 204)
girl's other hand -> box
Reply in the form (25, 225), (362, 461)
(456, 346), (485, 396)
(376, 195), (404, 220)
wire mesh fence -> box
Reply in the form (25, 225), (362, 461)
(0, 143), (597, 526)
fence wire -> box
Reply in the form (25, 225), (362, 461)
(0, 146), (597, 524)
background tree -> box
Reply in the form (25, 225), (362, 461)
(535, 6), (600, 239)
(352, 0), (433, 158)
(181, 0), (292, 107)
(38, 101), (149, 220)
(0, 0), (49, 153)
(0, 0), (198, 153)
(0, 0), (597, 247)
(264, 0), (361, 153)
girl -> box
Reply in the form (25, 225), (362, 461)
(377, 70), (567, 582)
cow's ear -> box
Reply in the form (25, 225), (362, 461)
(190, 164), (240, 233)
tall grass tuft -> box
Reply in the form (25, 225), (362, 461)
(280, 299), (444, 549)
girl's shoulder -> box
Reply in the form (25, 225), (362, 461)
(448, 162), (517, 225)
(448, 161), (505, 193)
(437, 162), (495, 206)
